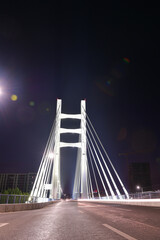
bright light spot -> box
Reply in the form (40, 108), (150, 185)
(29, 101), (35, 106)
(48, 152), (54, 159)
(136, 185), (140, 190)
(0, 88), (2, 95)
(11, 94), (18, 101)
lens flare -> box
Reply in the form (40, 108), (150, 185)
(11, 94), (18, 101)
(123, 57), (130, 63)
(29, 101), (35, 106)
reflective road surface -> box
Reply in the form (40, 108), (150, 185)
(0, 200), (160, 240)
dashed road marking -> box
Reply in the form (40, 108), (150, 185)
(103, 223), (138, 240)
(78, 204), (98, 208)
(0, 223), (9, 228)
(79, 210), (84, 213)
(130, 219), (160, 230)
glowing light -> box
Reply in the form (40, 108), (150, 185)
(29, 101), (35, 106)
(11, 94), (18, 101)
(123, 57), (130, 63)
(48, 152), (54, 159)
(0, 88), (2, 95)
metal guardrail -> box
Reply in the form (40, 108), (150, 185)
(1, 191), (159, 204)
(98, 191), (160, 200)
(0, 194), (29, 204)
(128, 191), (160, 199)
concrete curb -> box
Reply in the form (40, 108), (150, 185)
(78, 199), (160, 207)
(0, 201), (59, 212)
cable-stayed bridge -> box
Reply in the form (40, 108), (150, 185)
(29, 99), (129, 202)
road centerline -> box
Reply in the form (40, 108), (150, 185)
(103, 223), (138, 240)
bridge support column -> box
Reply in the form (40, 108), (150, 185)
(50, 99), (62, 199)
(81, 100), (88, 199)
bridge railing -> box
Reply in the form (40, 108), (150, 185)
(0, 194), (29, 204)
(128, 191), (160, 199)
(98, 190), (160, 200)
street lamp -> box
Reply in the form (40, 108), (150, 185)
(136, 185), (140, 191)
(136, 185), (143, 193)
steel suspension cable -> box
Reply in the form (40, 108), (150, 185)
(29, 115), (57, 200)
(87, 143), (101, 198)
(30, 104), (61, 200)
(86, 153), (94, 198)
(86, 121), (117, 198)
(86, 127), (113, 198)
(84, 110), (129, 198)
(37, 112), (59, 197)
(87, 138), (109, 198)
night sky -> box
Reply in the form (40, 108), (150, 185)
(0, 3), (160, 193)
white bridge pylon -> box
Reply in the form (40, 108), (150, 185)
(29, 99), (129, 202)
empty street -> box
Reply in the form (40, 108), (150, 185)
(0, 201), (160, 240)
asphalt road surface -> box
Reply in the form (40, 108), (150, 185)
(0, 200), (160, 240)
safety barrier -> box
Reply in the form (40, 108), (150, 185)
(78, 198), (160, 207)
(0, 194), (29, 204)
(0, 200), (59, 212)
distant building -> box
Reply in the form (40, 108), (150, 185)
(0, 173), (36, 193)
(129, 162), (151, 192)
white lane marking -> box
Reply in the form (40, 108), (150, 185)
(0, 223), (9, 228)
(78, 203), (132, 211)
(79, 210), (84, 213)
(116, 208), (132, 212)
(79, 203), (132, 211)
(56, 202), (62, 206)
(103, 223), (138, 240)
(78, 206), (96, 208)
(130, 219), (160, 230)
(78, 204), (98, 208)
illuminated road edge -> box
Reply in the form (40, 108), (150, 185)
(78, 198), (160, 207)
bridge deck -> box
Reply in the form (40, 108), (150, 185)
(0, 200), (160, 240)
